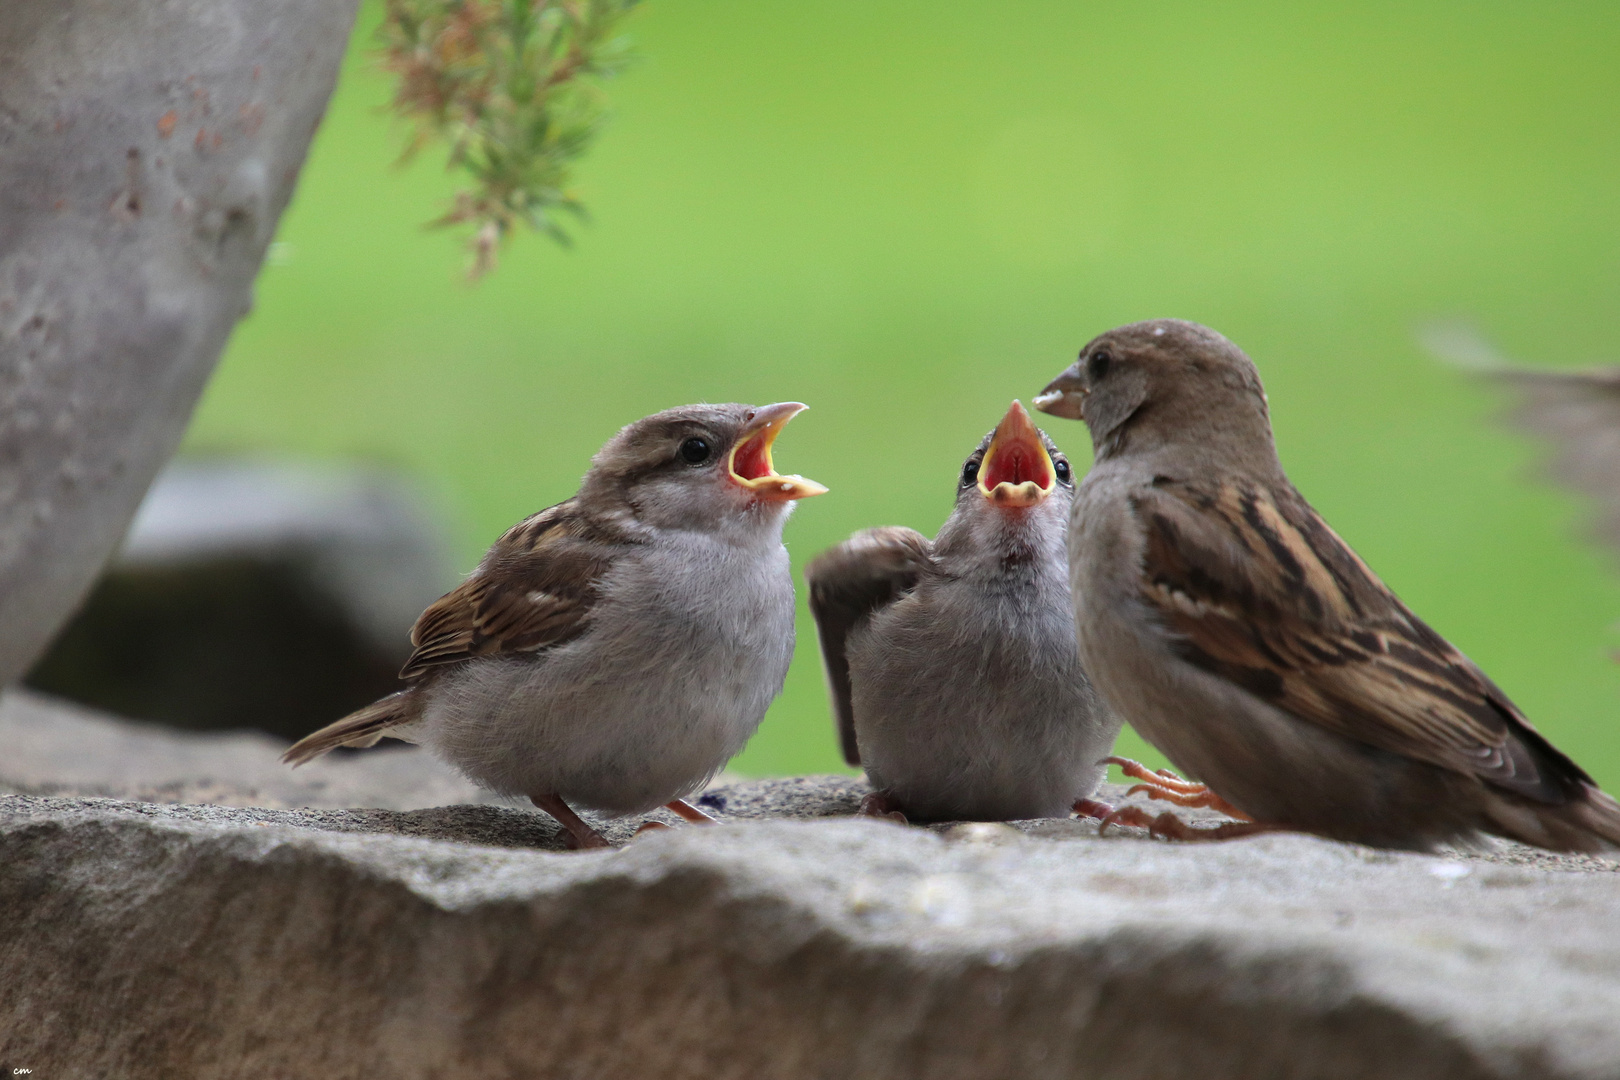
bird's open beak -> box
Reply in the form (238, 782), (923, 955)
(729, 402), (829, 502)
(1033, 365), (1086, 421)
(978, 401), (1054, 508)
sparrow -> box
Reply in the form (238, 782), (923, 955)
(806, 401), (1119, 823)
(1034, 318), (1620, 852)
(283, 403), (827, 849)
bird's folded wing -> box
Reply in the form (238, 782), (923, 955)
(1132, 479), (1589, 803)
(400, 500), (629, 679)
(806, 527), (935, 766)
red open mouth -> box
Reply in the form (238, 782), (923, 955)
(732, 431), (774, 481)
(981, 438), (1052, 489)
(978, 401), (1055, 508)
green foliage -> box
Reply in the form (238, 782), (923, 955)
(379, 0), (640, 277)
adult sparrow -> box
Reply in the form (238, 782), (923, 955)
(283, 403), (827, 849)
(1034, 319), (1620, 852)
(806, 401), (1119, 822)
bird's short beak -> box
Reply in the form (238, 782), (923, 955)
(1033, 364), (1087, 421)
(978, 401), (1054, 508)
(729, 402), (829, 502)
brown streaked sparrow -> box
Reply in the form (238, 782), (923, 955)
(806, 401), (1119, 822)
(1035, 318), (1620, 852)
(283, 403), (827, 849)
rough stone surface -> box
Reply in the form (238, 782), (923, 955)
(4, 694), (1620, 1077)
(4, 787), (1620, 1080)
(0, 687), (501, 811)
(6, 693), (1620, 1078)
(0, 0), (361, 688)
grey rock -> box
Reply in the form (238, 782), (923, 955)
(25, 459), (459, 739)
(3, 776), (1620, 1076)
(0, 686), (498, 811)
(6, 690), (1620, 1077)
(0, 0), (360, 689)
(115, 458), (458, 656)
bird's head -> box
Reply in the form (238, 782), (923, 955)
(940, 400), (1074, 558)
(583, 402), (827, 535)
(1034, 318), (1274, 467)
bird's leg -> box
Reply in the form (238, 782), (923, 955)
(530, 793), (613, 850)
(859, 790), (909, 824)
(1096, 805), (1280, 842)
(664, 798), (720, 825)
(1102, 756), (1252, 820)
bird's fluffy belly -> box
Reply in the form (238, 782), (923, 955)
(421, 539), (794, 815)
(850, 589), (1108, 822)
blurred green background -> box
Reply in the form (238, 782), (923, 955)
(186, 0), (1620, 785)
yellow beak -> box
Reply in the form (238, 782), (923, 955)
(729, 402), (829, 502)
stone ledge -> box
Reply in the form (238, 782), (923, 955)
(4, 787), (1620, 1079)
(5, 688), (1620, 1078)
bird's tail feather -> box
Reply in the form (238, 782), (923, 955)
(281, 690), (418, 767)
(1564, 787), (1620, 849)
(1486, 784), (1620, 854)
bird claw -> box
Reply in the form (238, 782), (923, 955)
(664, 798), (721, 825)
(1072, 798), (1115, 820)
(634, 800), (720, 840)
(1103, 757), (1251, 820)
(1096, 804), (1275, 842)
(1096, 805), (1186, 839)
(530, 793), (613, 850)
(859, 791), (909, 825)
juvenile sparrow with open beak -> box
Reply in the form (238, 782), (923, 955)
(806, 401), (1119, 822)
(283, 403), (827, 849)
(1035, 319), (1620, 852)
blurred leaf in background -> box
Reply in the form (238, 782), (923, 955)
(193, 0), (1620, 785)
(381, 0), (640, 275)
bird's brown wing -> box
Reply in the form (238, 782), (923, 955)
(1490, 366), (1620, 556)
(400, 499), (633, 679)
(806, 527), (936, 766)
(1132, 478), (1590, 804)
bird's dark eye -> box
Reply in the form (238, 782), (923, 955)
(1054, 459), (1072, 484)
(678, 437), (713, 465)
(961, 459), (980, 485)
(1087, 349), (1112, 381)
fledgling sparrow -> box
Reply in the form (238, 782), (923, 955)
(283, 403), (827, 849)
(1035, 319), (1620, 852)
(806, 401), (1119, 822)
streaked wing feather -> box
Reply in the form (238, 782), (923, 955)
(399, 500), (627, 679)
(806, 527), (935, 766)
(1134, 479), (1589, 803)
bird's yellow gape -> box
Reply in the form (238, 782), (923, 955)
(978, 401), (1054, 508)
(728, 402), (829, 503)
